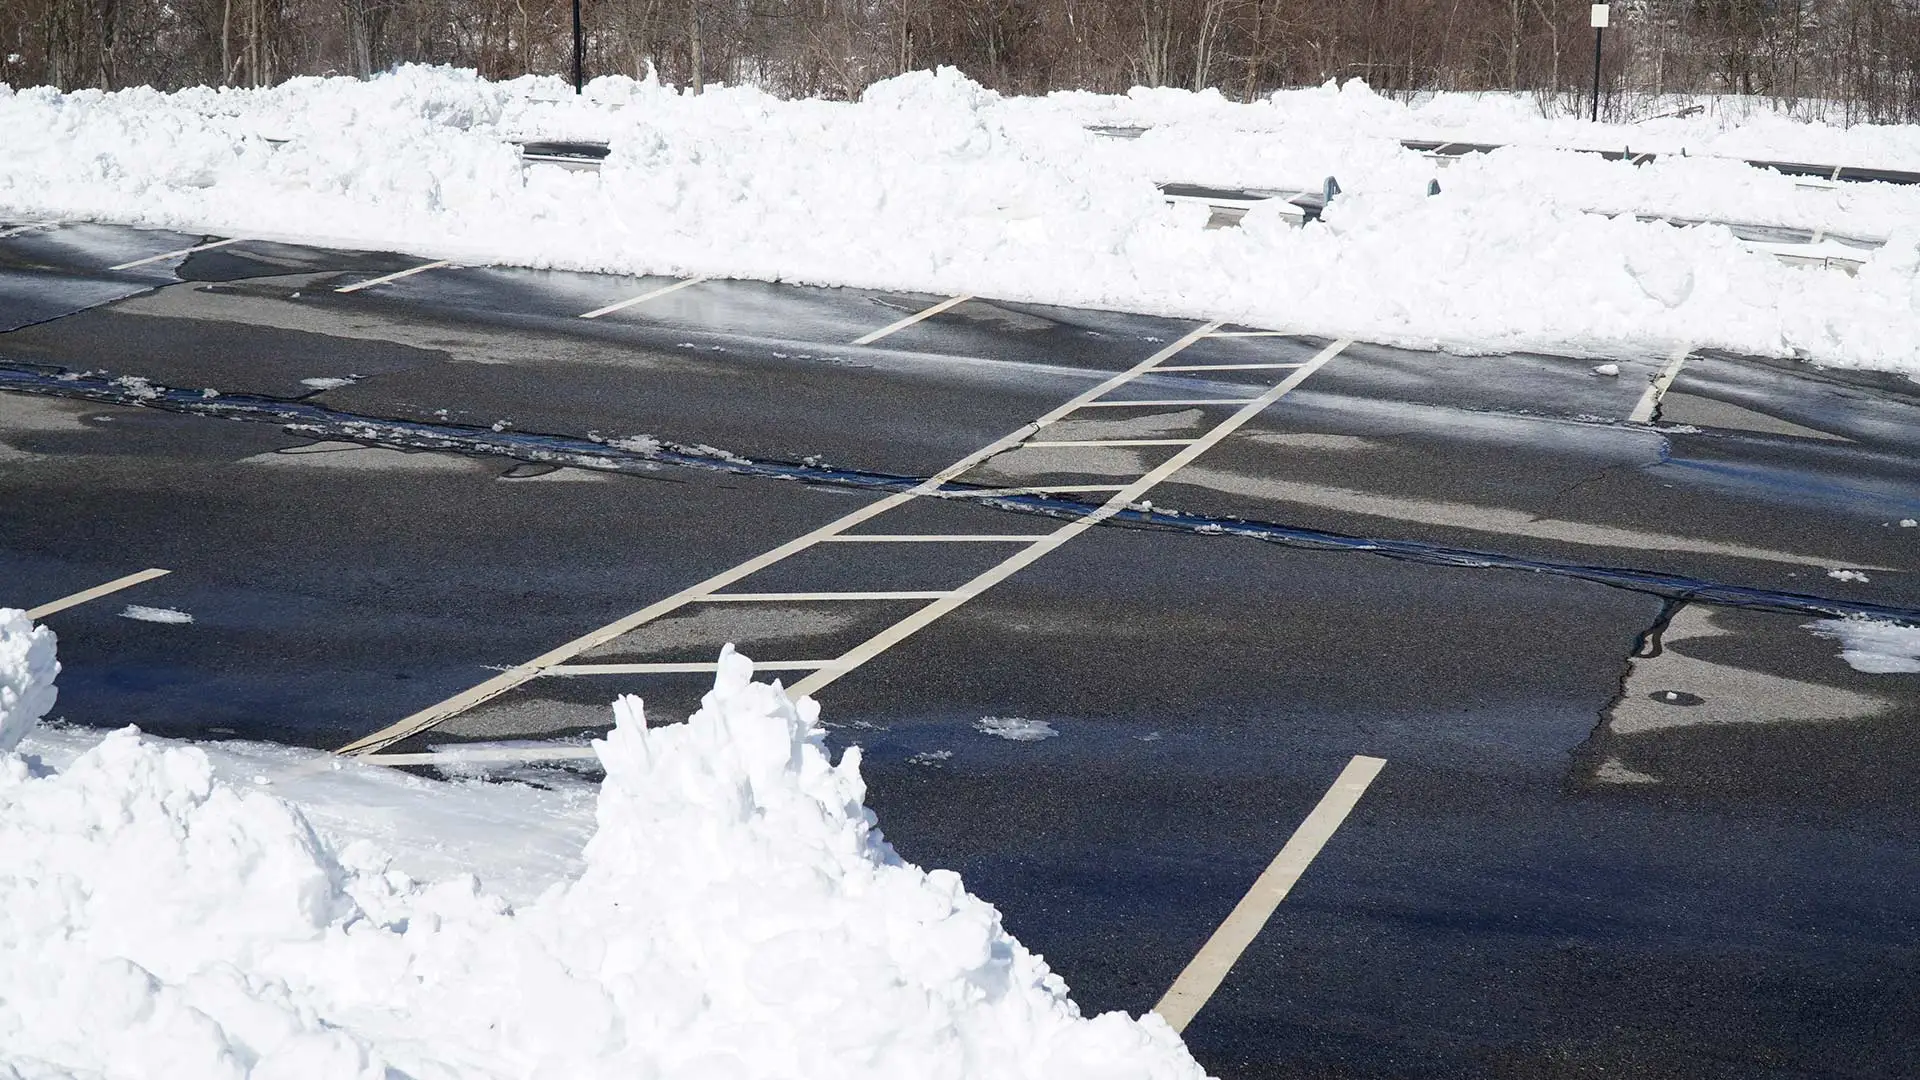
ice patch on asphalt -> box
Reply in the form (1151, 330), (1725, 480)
(118, 604), (193, 624)
(1809, 617), (1920, 674)
(0, 627), (1204, 1077)
(976, 715), (1060, 741)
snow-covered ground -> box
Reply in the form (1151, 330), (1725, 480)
(0, 613), (1206, 1078)
(1, 67), (1917, 375)
(1809, 616), (1920, 673)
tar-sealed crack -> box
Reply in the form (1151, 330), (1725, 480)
(5, 362), (1918, 627)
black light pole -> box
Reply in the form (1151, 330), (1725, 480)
(568, 0), (583, 93)
(1589, 3), (1608, 122)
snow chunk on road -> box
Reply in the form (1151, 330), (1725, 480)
(1809, 617), (1920, 674)
(976, 715), (1061, 741)
(0, 642), (1206, 1079)
(0, 609), (58, 752)
(119, 604), (193, 624)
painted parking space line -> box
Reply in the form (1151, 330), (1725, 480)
(695, 590), (954, 603)
(1629, 347), (1693, 424)
(1152, 754), (1387, 1034)
(0, 223), (55, 240)
(1024, 438), (1201, 448)
(579, 276), (709, 319)
(24, 568), (171, 620)
(820, 534), (1042, 543)
(941, 484), (1130, 497)
(544, 660), (836, 676)
(342, 325), (1347, 757)
(1075, 398), (1262, 408)
(109, 237), (243, 271)
(335, 259), (455, 294)
(786, 337), (1349, 700)
(851, 294), (974, 345)
(337, 322), (1228, 756)
(1154, 362), (1307, 373)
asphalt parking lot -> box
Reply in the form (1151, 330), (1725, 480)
(5, 221), (1919, 1079)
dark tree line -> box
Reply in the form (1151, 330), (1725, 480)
(2, 0), (1916, 122)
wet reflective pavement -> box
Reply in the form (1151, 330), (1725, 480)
(4, 222), (1919, 1078)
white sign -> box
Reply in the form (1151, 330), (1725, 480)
(1590, 3), (1611, 27)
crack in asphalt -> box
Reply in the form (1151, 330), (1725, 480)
(4, 362), (1917, 627)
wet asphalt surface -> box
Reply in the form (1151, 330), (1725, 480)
(4, 222), (1920, 1079)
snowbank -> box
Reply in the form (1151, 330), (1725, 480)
(1, 66), (1917, 373)
(0, 608), (58, 751)
(0, 637), (1207, 1079)
(1809, 617), (1920, 673)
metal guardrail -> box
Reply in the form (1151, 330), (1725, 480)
(1157, 178), (1341, 224)
(516, 140), (611, 170)
(1402, 138), (1920, 186)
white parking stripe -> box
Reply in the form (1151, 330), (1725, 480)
(0, 223), (54, 240)
(110, 237), (243, 271)
(335, 260), (454, 294)
(1075, 399), (1262, 408)
(820, 534), (1042, 543)
(543, 660), (836, 676)
(337, 323), (1224, 756)
(1024, 438), (1200, 448)
(851, 294), (974, 345)
(695, 591), (953, 602)
(24, 568), (171, 620)
(940, 484), (1129, 497)
(786, 338), (1349, 700)
(579, 276), (709, 319)
(1154, 362), (1306, 372)
(1629, 347), (1692, 424)
(1152, 754), (1387, 1034)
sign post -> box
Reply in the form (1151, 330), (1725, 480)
(573, 0), (585, 93)
(1589, 4), (1609, 122)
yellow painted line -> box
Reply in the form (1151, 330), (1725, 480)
(24, 568), (171, 620)
(338, 321), (1222, 756)
(1152, 754), (1387, 1033)
(579, 276), (709, 319)
(335, 260), (453, 294)
(110, 237), (242, 271)
(851, 294), (974, 345)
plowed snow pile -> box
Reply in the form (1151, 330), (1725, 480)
(0, 611), (1205, 1079)
(0, 67), (1917, 372)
